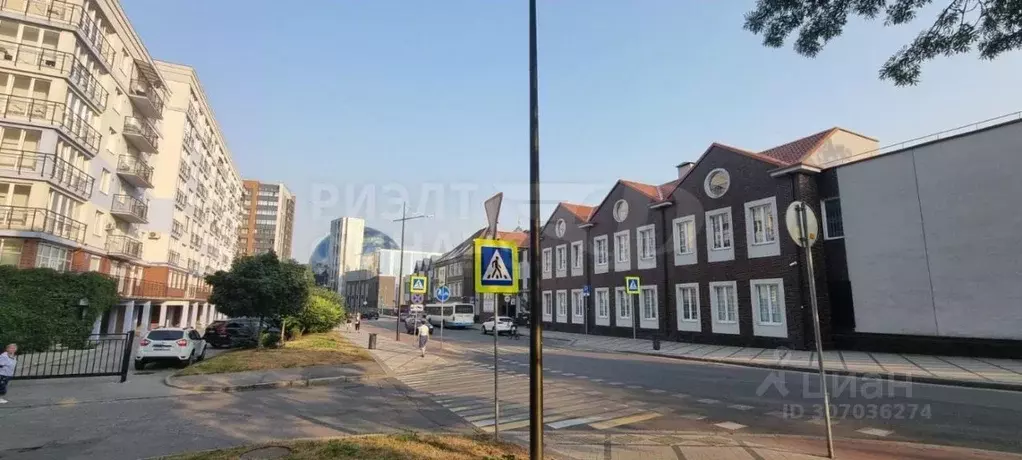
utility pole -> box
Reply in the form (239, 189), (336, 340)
(527, 0), (543, 457)
(393, 203), (432, 341)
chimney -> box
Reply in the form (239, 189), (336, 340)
(676, 162), (695, 180)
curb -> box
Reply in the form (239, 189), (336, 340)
(163, 373), (381, 393)
(606, 348), (1022, 392)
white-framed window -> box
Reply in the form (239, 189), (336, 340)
(675, 283), (700, 332)
(822, 197), (844, 239)
(613, 199), (629, 222)
(704, 168), (730, 198)
(705, 207), (734, 262)
(613, 229), (630, 271)
(639, 285), (658, 328)
(556, 290), (568, 322)
(745, 197), (780, 258)
(555, 244), (567, 277)
(554, 218), (566, 237)
(35, 243), (70, 271)
(672, 215), (697, 266)
(88, 255), (101, 271)
(541, 247), (552, 279)
(593, 235), (609, 274)
(750, 278), (787, 338)
(99, 169), (111, 194)
(570, 240), (583, 276)
(542, 291), (552, 320)
(92, 211), (103, 236)
(571, 289), (584, 321)
(615, 286), (631, 324)
(636, 224), (656, 269)
(595, 287), (610, 323)
(0, 238), (24, 266)
(709, 281), (739, 335)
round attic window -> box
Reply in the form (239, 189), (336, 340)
(555, 219), (566, 238)
(704, 168), (730, 198)
(613, 199), (629, 223)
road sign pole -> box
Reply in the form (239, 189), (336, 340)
(632, 293), (637, 340)
(440, 300), (445, 350)
(493, 293), (500, 441)
(797, 202), (835, 459)
(527, 0), (543, 455)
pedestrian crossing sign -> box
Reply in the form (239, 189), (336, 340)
(474, 238), (519, 294)
(409, 275), (428, 294)
(625, 276), (640, 294)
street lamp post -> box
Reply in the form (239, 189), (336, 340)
(527, 0), (543, 458)
(394, 202), (432, 341)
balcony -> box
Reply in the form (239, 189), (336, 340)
(123, 116), (158, 152)
(0, 0), (78, 24)
(0, 39), (109, 110)
(0, 149), (94, 199)
(68, 59), (108, 111)
(174, 190), (187, 210)
(0, 205), (85, 242)
(196, 183), (208, 199)
(106, 234), (143, 260)
(0, 94), (101, 154)
(186, 104), (198, 124)
(170, 220), (184, 240)
(190, 234), (202, 249)
(178, 161), (191, 181)
(128, 79), (164, 118)
(110, 194), (148, 224)
(115, 154), (153, 189)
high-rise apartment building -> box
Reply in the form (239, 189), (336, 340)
(237, 180), (294, 259)
(0, 0), (241, 335)
(326, 216), (364, 293)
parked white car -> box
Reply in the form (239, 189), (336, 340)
(481, 316), (516, 335)
(135, 327), (207, 370)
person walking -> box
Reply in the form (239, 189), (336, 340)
(354, 313), (362, 333)
(345, 314), (352, 332)
(417, 320), (430, 358)
(0, 343), (17, 404)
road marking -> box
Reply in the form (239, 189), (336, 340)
(765, 411), (786, 418)
(696, 398), (720, 405)
(679, 413), (707, 420)
(715, 422), (746, 431)
(857, 428), (893, 437)
(608, 382), (623, 386)
(808, 417), (840, 426)
(562, 373), (576, 376)
(727, 404), (753, 411)
(589, 412), (661, 430)
(672, 393), (689, 399)
(548, 412), (622, 429)
(591, 379), (604, 382)
(575, 375), (588, 379)
(647, 389), (666, 394)
(626, 385), (643, 389)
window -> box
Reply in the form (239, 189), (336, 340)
(640, 286), (657, 320)
(542, 291), (552, 318)
(615, 287), (631, 320)
(595, 288), (609, 319)
(88, 255), (101, 271)
(555, 218), (566, 237)
(556, 290), (567, 319)
(676, 283), (700, 327)
(35, 243), (70, 271)
(570, 240), (583, 276)
(99, 169), (111, 194)
(555, 244), (566, 276)
(593, 235), (608, 269)
(673, 216), (695, 255)
(637, 224), (655, 261)
(704, 168), (730, 198)
(542, 247), (552, 278)
(0, 238), (23, 266)
(92, 211), (103, 235)
(754, 281), (783, 325)
(614, 230), (630, 269)
(708, 210), (731, 250)
(712, 282), (737, 323)
(749, 204), (775, 244)
(745, 197), (780, 258)
(822, 198), (844, 239)
(571, 289), (583, 319)
(613, 199), (629, 222)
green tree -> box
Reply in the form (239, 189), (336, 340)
(206, 252), (308, 345)
(744, 0), (1022, 85)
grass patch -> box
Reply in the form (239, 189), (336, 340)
(176, 332), (370, 376)
(161, 433), (527, 460)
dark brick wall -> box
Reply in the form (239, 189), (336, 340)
(538, 204), (589, 334)
(816, 169), (855, 333)
(792, 172), (835, 349)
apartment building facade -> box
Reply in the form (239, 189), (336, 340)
(344, 248), (440, 312)
(237, 180), (294, 259)
(0, 0), (240, 336)
(326, 216), (364, 293)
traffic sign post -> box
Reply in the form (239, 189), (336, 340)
(436, 285), (451, 350)
(581, 285), (590, 335)
(409, 275), (428, 295)
(786, 201), (834, 459)
(474, 238), (520, 294)
(625, 277), (640, 340)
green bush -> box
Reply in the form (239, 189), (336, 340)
(292, 294), (343, 334)
(0, 267), (118, 353)
(260, 332), (282, 349)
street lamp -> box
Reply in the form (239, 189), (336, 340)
(394, 202), (433, 341)
(527, 0), (543, 457)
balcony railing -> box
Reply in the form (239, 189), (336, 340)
(110, 194), (148, 224)
(128, 79), (164, 117)
(170, 221), (184, 240)
(190, 234), (202, 248)
(174, 190), (187, 210)
(182, 131), (197, 154)
(196, 183), (208, 199)
(186, 104), (198, 123)
(106, 234), (142, 259)
(0, 149), (94, 199)
(0, 205), (85, 242)
(123, 116), (158, 152)
(198, 160), (210, 176)
(68, 59), (108, 111)
(178, 161), (191, 181)
(74, 6), (115, 68)
(0, 94), (101, 154)
(0, 39), (111, 109)
(116, 154), (153, 188)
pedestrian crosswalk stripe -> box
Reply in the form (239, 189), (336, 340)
(697, 398), (720, 404)
(648, 389), (666, 394)
(856, 427), (892, 437)
(589, 412), (661, 430)
(548, 412), (622, 429)
(714, 421), (746, 431)
(727, 404), (753, 411)
(679, 413), (707, 420)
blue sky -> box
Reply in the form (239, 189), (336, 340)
(123, 1), (1022, 261)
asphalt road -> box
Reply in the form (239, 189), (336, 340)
(419, 321), (1022, 454)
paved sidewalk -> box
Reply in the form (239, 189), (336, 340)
(341, 327), (450, 376)
(524, 328), (1022, 390)
(164, 362), (382, 391)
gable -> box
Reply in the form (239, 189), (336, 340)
(803, 129), (879, 168)
(670, 143), (779, 201)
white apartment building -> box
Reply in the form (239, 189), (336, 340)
(326, 216), (364, 293)
(238, 180), (295, 258)
(0, 0), (239, 336)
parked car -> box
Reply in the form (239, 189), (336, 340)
(203, 320), (230, 348)
(482, 316), (516, 335)
(361, 310), (379, 320)
(204, 318), (280, 349)
(404, 315), (434, 335)
(136, 327), (206, 370)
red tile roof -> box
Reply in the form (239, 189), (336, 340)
(620, 180), (660, 200)
(560, 203), (595, 222)
(758, 128), (836, 166)
(497, 230), (528, 246)
(656, 179), (680, 200)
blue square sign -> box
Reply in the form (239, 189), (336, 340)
(474, 238), (519, 294)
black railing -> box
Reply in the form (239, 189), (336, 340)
(14, 331), (134, 381)
(0, 0), (115, 68)
(186, 104), (198, 123)
(116, 154), (153, 185)
(174, 191), (187, 210)
(0, 149), (94, 198)
(110, 194), (148, 222)
(0, 95), (101, 154)
(74, 5), (115, 67)
(0, 38), (70, 72)
(123, 116), (159, 151)
(69, 58), (108, 110)
(0, 205), (86, 242)
(179, 161), (191, 180)
(129, 78), (165, 114)
(106, 234), (143, 259)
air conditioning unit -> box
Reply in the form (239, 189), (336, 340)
(148, 232), (160, 240)
(105, 223), (115, 232)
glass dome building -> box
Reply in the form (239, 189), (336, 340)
(309, 226), (399, 275)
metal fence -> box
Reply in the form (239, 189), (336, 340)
(13, 331), (134, 382)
